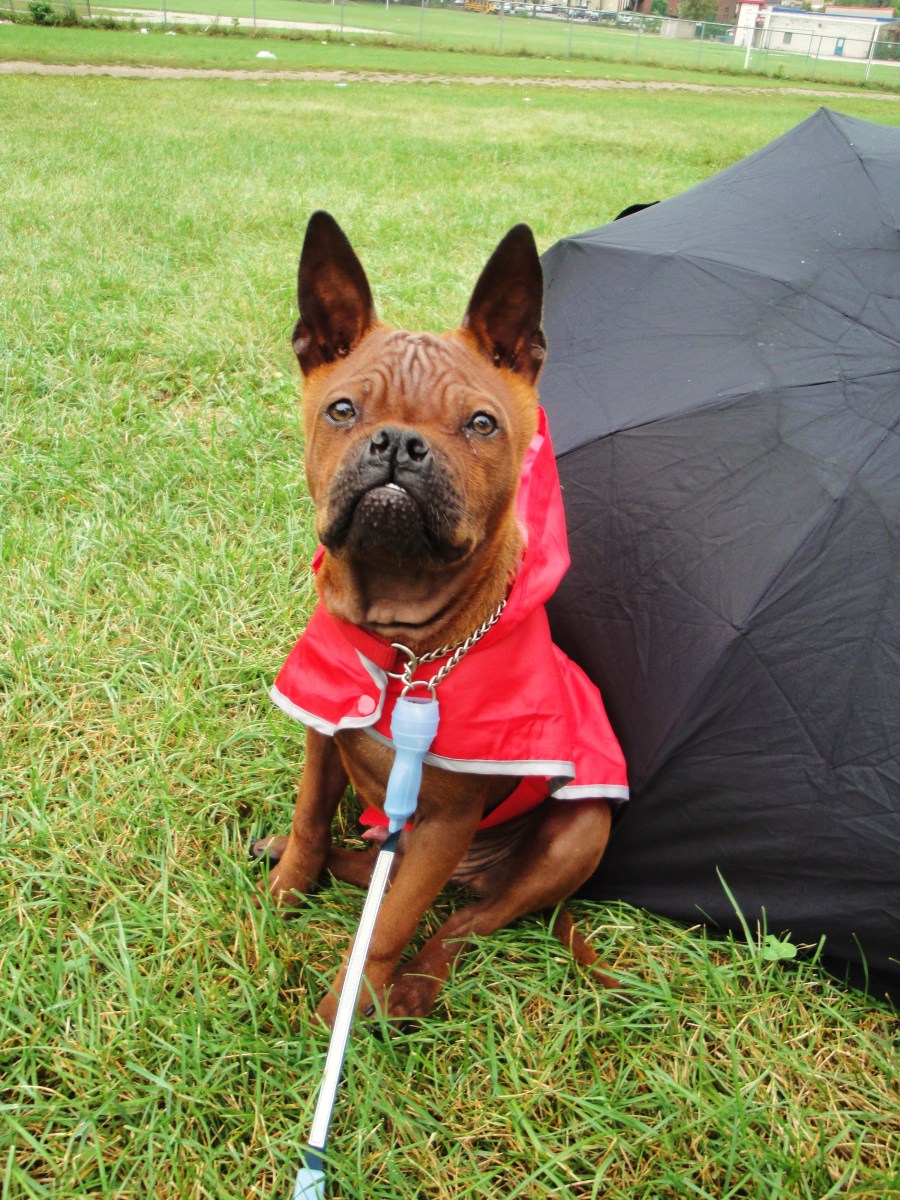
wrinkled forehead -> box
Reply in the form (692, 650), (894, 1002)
(377, 330), (460, 391)
(319, 328), (503, 419)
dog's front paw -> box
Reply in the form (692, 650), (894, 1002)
(314, 991), (339, 1028)
(251, 830), (327, 910)
(253, 856), (319, 912)
(385, 969), (444, 1021)
(266, 867), (316, 906)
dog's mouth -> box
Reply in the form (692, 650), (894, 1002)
(352, 481), (420, 538)
(322, 479), (469, 567)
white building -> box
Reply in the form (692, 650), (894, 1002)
(736, 1), (899, 60)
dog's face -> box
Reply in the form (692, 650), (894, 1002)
(291, 213), (546, 642)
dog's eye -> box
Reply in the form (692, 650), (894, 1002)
(467, 412), (498, 438)
(325, 399), (357, 425)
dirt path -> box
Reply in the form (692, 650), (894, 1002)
(91, 6), (374, 33)
(2, 58), (897, 99)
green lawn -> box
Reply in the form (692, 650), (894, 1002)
(2, 53), (898, 1200)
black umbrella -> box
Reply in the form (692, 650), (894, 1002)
(540, 108), (900, 997)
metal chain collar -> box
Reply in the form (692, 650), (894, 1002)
(388, 598), (507, 698)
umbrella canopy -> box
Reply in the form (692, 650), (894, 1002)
(540, 108), (899, 997)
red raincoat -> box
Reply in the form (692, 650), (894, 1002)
(270, 409), (629, 830)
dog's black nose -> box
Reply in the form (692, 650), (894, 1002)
(401, 434), (429, 465)
(367, 426), (431, 471)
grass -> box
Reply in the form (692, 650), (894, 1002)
(5, 0), (900, 90)
(2, 56), (898, 1199)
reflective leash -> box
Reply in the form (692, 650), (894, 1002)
(290, 601), (505, 1200)
(291, 693), (439, 1200)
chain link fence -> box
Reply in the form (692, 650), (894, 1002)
(5, 0), (900, 87)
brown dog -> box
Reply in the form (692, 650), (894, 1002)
(254, 212), (628, 1025)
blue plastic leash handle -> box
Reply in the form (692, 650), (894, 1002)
(292, 1152), (325, 1200)
(290, 694), (440, 1200)
(383, 694), (441, 833)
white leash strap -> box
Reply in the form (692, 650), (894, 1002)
(293, 831), (400, 1200)
(291, 693), (441, 1200)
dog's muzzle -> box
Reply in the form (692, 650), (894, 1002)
(322, 426), (466, 565)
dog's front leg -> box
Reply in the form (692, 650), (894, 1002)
(259, 728), (349, 908)
(387, 799), (616, 1017)
(315, 801), (483, 1026)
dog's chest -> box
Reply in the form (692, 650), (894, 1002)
(334, 727), (515, 825)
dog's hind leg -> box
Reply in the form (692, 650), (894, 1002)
(384, 799), (615, 1019)
(325, 845), (392, 889)
(252, 841), (389, 891)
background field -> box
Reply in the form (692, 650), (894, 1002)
(2, 37), (899, 1200)
(5, 0), (900, 88)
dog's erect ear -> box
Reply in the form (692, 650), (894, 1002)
(461, 224), (546, 384)
(292, 211), (377, 375)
